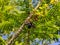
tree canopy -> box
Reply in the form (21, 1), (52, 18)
(0, 0), (60, 45)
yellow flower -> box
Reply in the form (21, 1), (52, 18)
(44, 4), (48, 7)
(50, 0), (55, 4)
(36, 12), (40, 15)
(5, 6), (13, 11)
(39, 7), (43, 9)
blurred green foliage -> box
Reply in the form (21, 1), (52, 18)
(0, 0), (60, 45)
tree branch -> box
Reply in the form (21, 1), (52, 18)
(7, 1), (40, 45)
